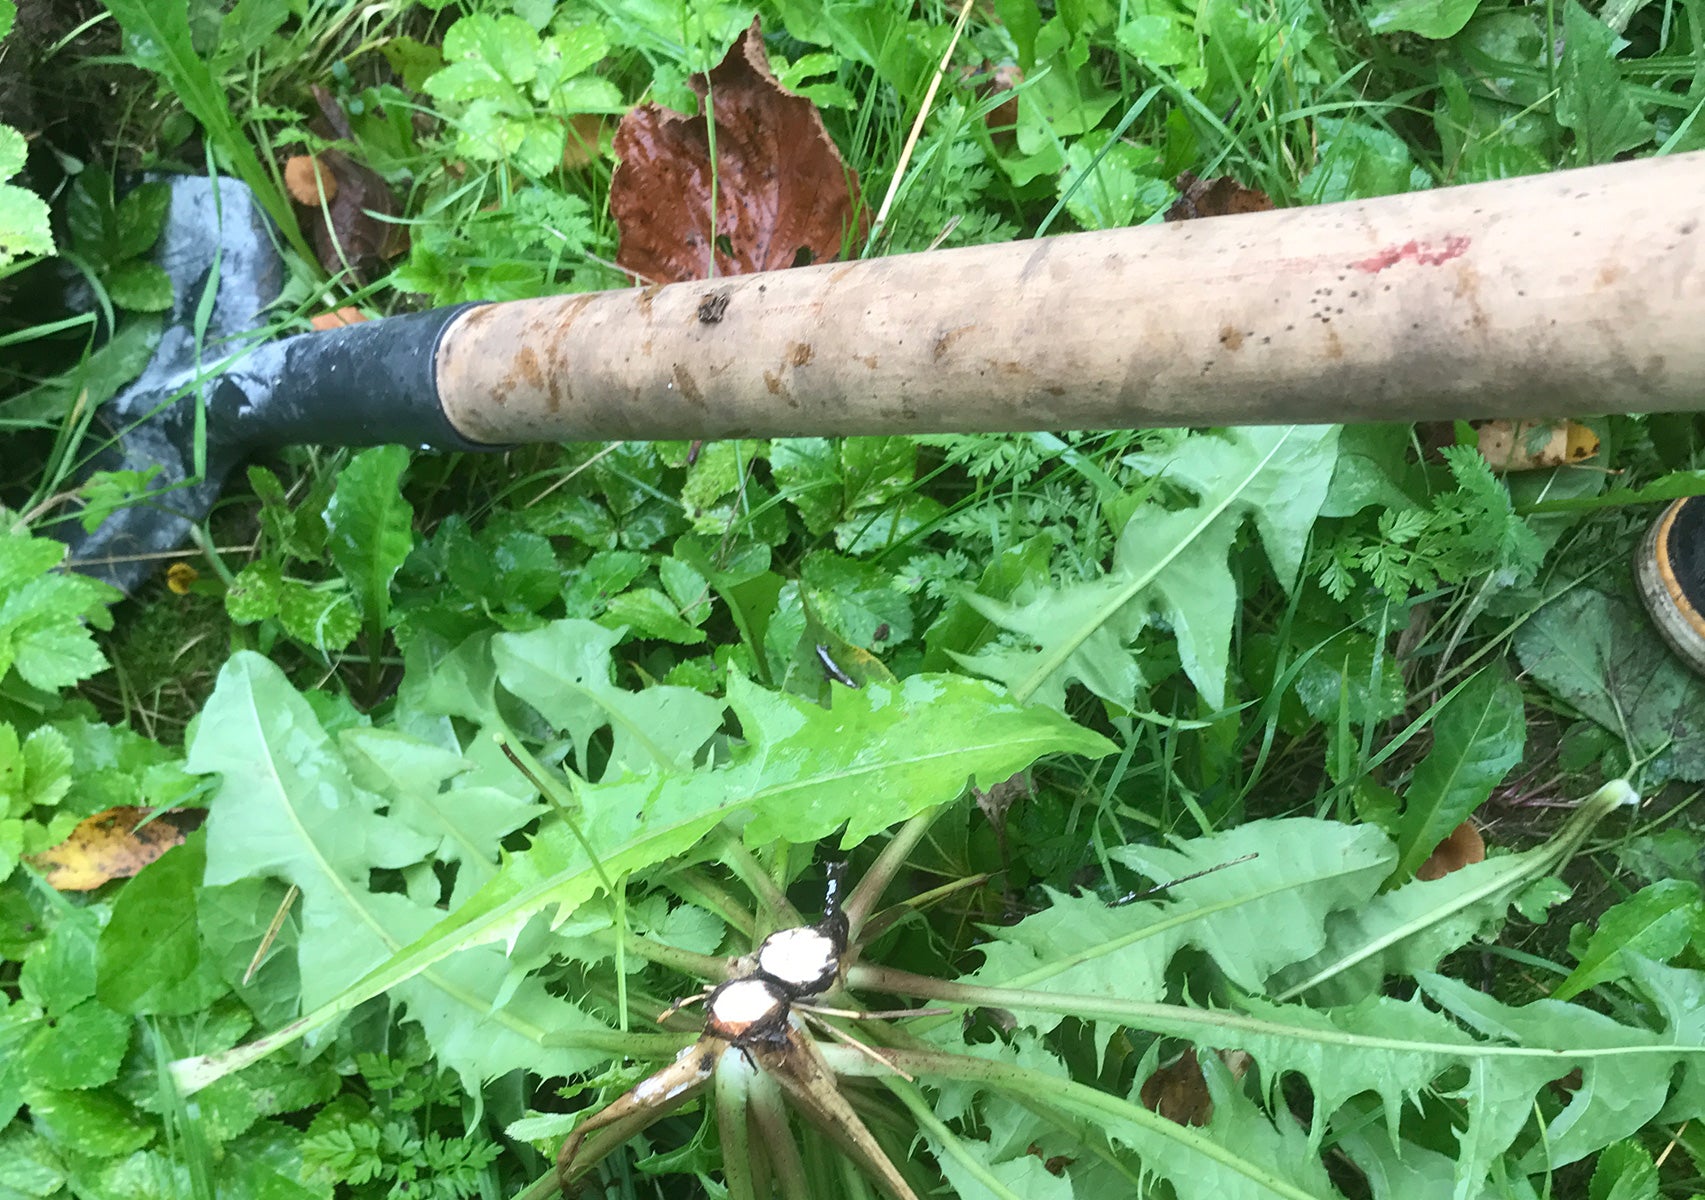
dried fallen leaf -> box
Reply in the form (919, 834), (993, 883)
(1139, 1048), (1252, 1126)
(957, 61), (1023, 134)
(1023, 1143), (1076, 1176)
(310, 306), (368, 330)
(284, 154), (338, 204)
(1165, 172), (1275, 222)
(1475, 419), (1600, 472)
(611, 19), (863, 283)
(29, 806), (206, 891)
(561, 113), (606, 170)
(1414, 819), (1486, 882)
(294, 87), (408, 281)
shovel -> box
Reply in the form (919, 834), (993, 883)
(50, 153), (1705, 594)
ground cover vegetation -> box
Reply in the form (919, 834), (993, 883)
(3, 0), (1705, 1196)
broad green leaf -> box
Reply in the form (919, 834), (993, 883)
(601, 586), (707, 644)
(0, 1126), (65, 1196)
(112, 179), (169, 260)
(441, 12), (539, 84)
(1515, 590), (1705, 782)
(1334, 1117), (1463, 1200)
(960, 426), (1338, 709)
(0, 123), (52, 266)
(1393, 665), (1524, 881)
(1363, 0), (1480, 38)
(1553, 879), (1703, 1001)
(799, 551), (913, 647)
(1061, 134), (1171, 230)
(19, 905), (100, 1017)
(1300, 119), (1417, 204)
(96, 837), (226, 1015)
(0, 551), (115, 693)
(175, 670), (1112, 1090)
(1557, 1), (1652, 164)
(900, 1043), (1346, 1200)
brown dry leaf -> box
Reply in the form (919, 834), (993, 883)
(29, 806), (206, 891)
(1139, 1048), (1252, 1127)
(611, 19), (863, 283)
(956, 62), (1022, 135)
(1415, 819), (1486, 882)
(1140, 1048), (1213, 1126)
(284, 154), (337, 204)
(295, 86), (407, 281)
(310, 306), (369, 330)
(1474, 419), (1600, 472)
(561, 113), (606, 170)
(1165, 172), (1275, 222)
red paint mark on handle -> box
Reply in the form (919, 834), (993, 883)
(1352, 234), (1471, 273)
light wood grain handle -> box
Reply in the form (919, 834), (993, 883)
(436, 153), (1705, 443)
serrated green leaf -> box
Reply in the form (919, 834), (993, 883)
(1272, 782), (1634, 1003)
(441, 12), (539, 83)
(20, 999), (129, 1089)
(91, 1149), (191, 1200)
(1393, 666), (1524, 881)
(491, 619), (724, 776)
(1557, 1), (1653, 164)
(800, 550), (912, 647)
(967, 819), (1393, 1034)
(225, 562), (283, 624)
(0, 179), (53, 266)
(602, 586), (707, 644)
(1421, 972), (1680, 1178)
(186, 653), (617, 1086)
(19, 905), (99, 1017)
(340, 727), (541, 906)
(20, 1082), (154, 1158)
(1554, 879), (1703, 1001)
(0, 1125), (65, 1196)
(963, 426), (1338, 709)
(276, 582), (360, 652)
(324, 445), (413, 627)
(176, 669), (1112, 1090)
(113, 180), (170, 259)
(104, 259), (174, 312)
(1301, 119), (1417, 204)
(1590, 1140), (1659, 1200)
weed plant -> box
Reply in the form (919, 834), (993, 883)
(2, 0), (1705, 1198)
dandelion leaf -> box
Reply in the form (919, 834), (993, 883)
(958, 426), (1338, 709)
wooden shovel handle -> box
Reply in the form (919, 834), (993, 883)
(436, 153), (1705, 444)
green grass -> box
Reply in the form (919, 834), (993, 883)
(3, 0), (1705, 1197)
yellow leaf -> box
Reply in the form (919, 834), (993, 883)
(29, 806), (203, 891)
